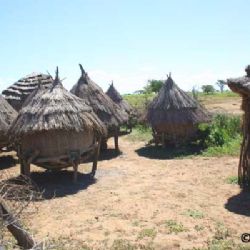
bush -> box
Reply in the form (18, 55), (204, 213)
(198, 114), (241, 148)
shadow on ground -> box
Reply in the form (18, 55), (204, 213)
(85, 148), (122, 163)
(99, 149), (122, 161)
(135, 145), (203, 160)
(0, 155), (17, 170)
(225, 190), (250, 217)
(29, 170), (96, 200)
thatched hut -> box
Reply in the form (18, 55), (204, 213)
(2, 73), (53, 111)
(9, 68), (107, 182)
(71, 65), (128, 151)
(0, 95), (17, 148)
(106, 82), (135, 132)
(227, 65), (250, 187)
(146, 74), (210, 146)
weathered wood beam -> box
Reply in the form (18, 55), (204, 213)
(0, 201), (35, 249)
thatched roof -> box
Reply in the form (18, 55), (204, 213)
(70, 65), (128, 129)
(0, 95), (17, 147)
(0, 115), (8, 138)
(0, 95), (17, 126)
(147, 75), (210, 127)
(2, 72), (53, 111)
(9, 68), (107, 138)
(106, 82), (133, 114)
(227, 65), (250, 96)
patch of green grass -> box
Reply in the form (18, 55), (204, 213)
(123, 93), (155, 112)
(110, 239), (136, 250)
(225, 176), (238, 184)
(206, 239), (237, 250)
(137, 228), (157, 240)
(165, 220), (188, 234)
(126, 125), (152, 142)
(201, 135), (241, 157)
(111, 239), (155, 250)
(213, 223), (231, 241)
(183, 209), (204, 219)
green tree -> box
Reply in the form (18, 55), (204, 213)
(216, 80), (226, 93)
(202, 85), (215, 94)
(144, 79), (164, 93)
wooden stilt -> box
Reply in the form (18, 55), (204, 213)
(91, 137), (101, 177)
(72, 163), (78, 183)
(20, 159), (30, 177)
(0, 201), (35, 249)
(114, 128), (119, 152)
(20, 159), (25, 175)
(161, 133), (166, 148)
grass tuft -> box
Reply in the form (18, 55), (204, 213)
(183, 209), (204, 219)
(165, 220), (188, 234)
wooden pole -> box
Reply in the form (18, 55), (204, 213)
(72, 163), (78, 183)
(114, 128), (119, 152)
(91, 137), (101, 177)
(0, 201), (35, 249)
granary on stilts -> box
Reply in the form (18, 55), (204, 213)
(227, 65), (250, 187)
(0, 95), (17, 149)
(146, 74), (210, 146)
(9, 68), (107, 182)
(71, 65), (128, 151)
(106, 82), (135, 132)
(2, 73), (53, 111)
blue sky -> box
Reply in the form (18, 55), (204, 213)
(0, 0), (249, 94)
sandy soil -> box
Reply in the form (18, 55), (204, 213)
(1, 137), (250, 249)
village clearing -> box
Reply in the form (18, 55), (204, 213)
(1, 94), (250, 250)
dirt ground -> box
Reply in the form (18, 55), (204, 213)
(1, 136), (250, 250)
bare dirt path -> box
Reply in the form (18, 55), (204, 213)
(1, 137), (250, 249)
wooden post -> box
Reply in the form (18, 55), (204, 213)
(91, 137), (101, 177)
(161, 133), (166, 148)
(114, 128), (119, 152)
(72, 163), (78, 183)
(20, 159), (25, 175)
(0, 201), (35, 249)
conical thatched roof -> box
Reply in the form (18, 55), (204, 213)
(10, 68), (107, 138)
(147, 75), (210, 126)
(227, 65), (250, 96)
(0, 95), (17, 126)
(70, 65), (128, 130)
(0, 115), (8, 140)
(106, 82), (133, 114)
(2, 72), (53, 111)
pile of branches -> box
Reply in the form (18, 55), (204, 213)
(0, 170), (42, 249)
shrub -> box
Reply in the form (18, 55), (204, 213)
(198, 114), (241, 148)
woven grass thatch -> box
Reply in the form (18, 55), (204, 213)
(0, 115), (8, 149)
(106, 82), (133, 114)
(227, 65), (250, 187)
(0, 95), (17, 148)
(2, 73), (53, 111)
(10, 68), (107, 181)
(146, 74), (210, 146)
(106, 82), (136, 132)
(71, 65), (129, 151)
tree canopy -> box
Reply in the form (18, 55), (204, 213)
(144, 79), (164, 93)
